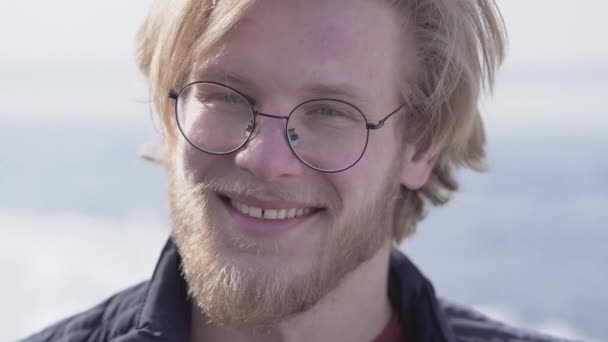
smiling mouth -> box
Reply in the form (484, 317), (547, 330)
(218, 195), (324, 221)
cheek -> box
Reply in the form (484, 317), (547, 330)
(349, 141), (390, 181)
(178, 142), (221, 181)
(330, 138), (398, 207)
(327, 166), (373, 214)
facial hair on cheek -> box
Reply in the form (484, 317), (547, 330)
(167, 162), (400, 331)
(318, 174), (399, 289)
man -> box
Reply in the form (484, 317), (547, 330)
(23, 0), (572, 341)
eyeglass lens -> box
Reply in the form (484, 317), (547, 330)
(176, 82), (369, 172)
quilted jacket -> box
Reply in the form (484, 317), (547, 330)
(22, 238), (575, 342)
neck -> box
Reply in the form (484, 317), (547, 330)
(190, 240), (394, 342)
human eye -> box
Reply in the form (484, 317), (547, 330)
(316, 106), (343, 117)
(197, 90), (246, 105)
(222, 92), (249, 104)
(307, 105), (348, 118)
(306, 104), (361, 123)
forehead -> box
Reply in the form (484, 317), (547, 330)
(195, 0), (408, 105)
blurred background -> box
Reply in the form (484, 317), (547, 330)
(0, 1), (606, 341)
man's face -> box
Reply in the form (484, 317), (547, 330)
(169, 0), (413, 329)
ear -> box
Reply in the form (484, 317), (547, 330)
(400, 145), (438, 190)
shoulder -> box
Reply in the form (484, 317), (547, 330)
(20, 281), (150, 342)
(438, 299), (579, 342)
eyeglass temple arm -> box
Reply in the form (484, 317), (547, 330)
(168, 91), (178, 100)
(366, 103), (406, 130)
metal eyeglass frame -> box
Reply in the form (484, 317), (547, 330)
(169, 81), (405, 173)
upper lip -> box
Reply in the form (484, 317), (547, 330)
(218, 192), (323, 210)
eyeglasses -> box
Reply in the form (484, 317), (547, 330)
(169, 81), (404, 173)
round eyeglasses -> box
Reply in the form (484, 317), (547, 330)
(169, 81), (404, 173)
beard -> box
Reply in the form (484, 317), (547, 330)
(168, 161), (400, 332)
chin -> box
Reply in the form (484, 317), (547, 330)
(213, 225), (326, 281)
(219, 244), (319, 281)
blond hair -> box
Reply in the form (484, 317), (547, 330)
(136, 0), (507, 241)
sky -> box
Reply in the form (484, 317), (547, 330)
(0, 0), (607, 137)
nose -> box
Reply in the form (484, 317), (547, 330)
(234, 115), (306, 182)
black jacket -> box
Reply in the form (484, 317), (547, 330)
(22, 239), (574, 342)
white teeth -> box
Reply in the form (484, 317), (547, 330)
(277, 209), (287, 219)
(248, 206), (262, 219)
(229, 199), (314, 220)
(264, 209), (278, 220)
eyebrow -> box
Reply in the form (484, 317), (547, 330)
(192, 68), (254, 89)
(192, 67), (370, 105)
(301, 83), (369, 105)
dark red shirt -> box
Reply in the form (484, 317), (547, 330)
(372, 308), (404, 342)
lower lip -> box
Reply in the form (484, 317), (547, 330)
(219, 196), (321, 237)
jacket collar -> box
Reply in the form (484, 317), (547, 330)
(136, 238), (191, 341)
(136, 238), (456, 341)
(388, 249), (458, 341)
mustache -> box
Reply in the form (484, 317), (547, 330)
(188, 172), (341, 213)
